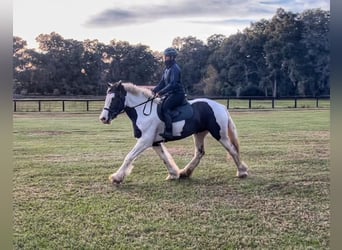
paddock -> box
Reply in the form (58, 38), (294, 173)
(13, 109), (330, 249)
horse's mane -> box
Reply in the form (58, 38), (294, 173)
(122, 82), (154, 99)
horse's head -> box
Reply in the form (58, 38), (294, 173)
(99, 81), (127, 124)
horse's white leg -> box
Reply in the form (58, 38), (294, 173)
(153, 143), (180, 180)
(219, 117), (248, 178)
(109, 140), (150, 184)
(179, 131), (208, 178)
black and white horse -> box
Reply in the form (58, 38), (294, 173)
(99, 81), (249, 184)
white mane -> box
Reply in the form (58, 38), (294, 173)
(122, 83), (154, 99)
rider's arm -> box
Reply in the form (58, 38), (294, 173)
(152, 74), (165, 94)
(158, 65), (180, 96)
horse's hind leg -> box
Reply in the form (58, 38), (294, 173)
(219, 137), (248, 178)
(153, 143), (180, 180)
(179, 131), (208, 178)
(219, 117), (248, 178)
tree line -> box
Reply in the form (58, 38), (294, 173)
(13, 8), (329, 97)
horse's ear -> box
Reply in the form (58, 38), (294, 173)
(118, 80), (122, 86)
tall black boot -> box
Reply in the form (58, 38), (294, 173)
(159, 111), (173, 140)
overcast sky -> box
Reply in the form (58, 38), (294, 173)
(13, 0), (330, 52)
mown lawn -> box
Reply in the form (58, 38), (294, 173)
(13, 109), (330, 249)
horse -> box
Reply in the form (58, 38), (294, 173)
(99, 81), (249, 184)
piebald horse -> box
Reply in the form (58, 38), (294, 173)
(99, 81), (249, 184)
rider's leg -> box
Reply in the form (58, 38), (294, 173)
(159, 94), (184, 139)
(160, 109), (173, 139)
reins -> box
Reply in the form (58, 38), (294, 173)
(108, 96), (156, 116)
(134, 96), (156, 116)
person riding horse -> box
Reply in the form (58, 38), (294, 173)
(152, 47), (186, 140)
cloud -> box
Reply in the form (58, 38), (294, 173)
(259, 0), (291, 5)
(259, 0), (330, 12)
(85, 0), (330, 28)
(85, 0), (274, 27)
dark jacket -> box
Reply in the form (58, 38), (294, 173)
(153, 62), (185, 96)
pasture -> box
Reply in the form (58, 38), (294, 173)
(13, 109), (330, 249)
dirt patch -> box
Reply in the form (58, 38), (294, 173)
(166, 147), (193, 156)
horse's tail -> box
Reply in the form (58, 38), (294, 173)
(227, 115), (240, 154)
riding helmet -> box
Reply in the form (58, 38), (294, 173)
(163, 47), (178, 57)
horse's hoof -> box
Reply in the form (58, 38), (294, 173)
(179, 169), (192, 179)
(179, 173), (190, 179)
(165, 174), (179, 181)
(237, 171), (248, 178)
(109, 174), (123, 185)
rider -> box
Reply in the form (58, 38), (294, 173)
(153, 47), (186, 140)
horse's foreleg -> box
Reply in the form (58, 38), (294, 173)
(153, 143), (180, 180)
(109, 141), (150, 184)
(179, 131), (208, 178)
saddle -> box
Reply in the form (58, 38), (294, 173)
(157, 99), (194, 122)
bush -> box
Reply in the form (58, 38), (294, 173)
(239, 85), (265, 97)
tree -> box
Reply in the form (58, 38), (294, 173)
(207, 34), (226, 52)
(201, 65), (220, 96)
(13, 36), (46, 95)
(299, 9), (330, 96)
(243, 19), (272, 96)
(208, 32), (249, 96)
(35, 33), (86, 95)
(105, 40), (160, 85)
(82, 39), (108, 95)
(173, 36), (210, 94)
(263, 8), (292, 97)
(12, 8), (330, 97)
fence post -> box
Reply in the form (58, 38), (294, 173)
(249, 98), (252, 109)
(14, 100), (17, 112)
(294, 97), (297, 108)
(316, 97), (319, 108)
(86, 100), (89, 111)
(62, 100), (65, 112)
(272, 98), (275, 109)
(38, 100), (41, 112)
(227, 98), (229, 109)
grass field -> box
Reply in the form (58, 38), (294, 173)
(13, 109), (330, 249)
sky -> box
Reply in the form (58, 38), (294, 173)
(13, 0), (330, 52)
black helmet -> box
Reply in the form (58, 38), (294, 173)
(164, 47), (178, 57)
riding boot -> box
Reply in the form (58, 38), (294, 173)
(160, 111), (173, 140)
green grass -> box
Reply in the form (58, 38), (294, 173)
(13, 100), (105, 112)
(224, 99), (330, 109)
(13, 110), (330, 249)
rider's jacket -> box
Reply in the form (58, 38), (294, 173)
(153, 61), (185, 96)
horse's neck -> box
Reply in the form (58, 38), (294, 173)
(125, 92), (148, 107)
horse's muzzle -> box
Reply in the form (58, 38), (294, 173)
(100, 116), (111, 124)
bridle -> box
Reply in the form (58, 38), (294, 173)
(104, 95), (156, 119)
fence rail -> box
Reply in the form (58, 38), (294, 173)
(13, 96), (330, 112)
